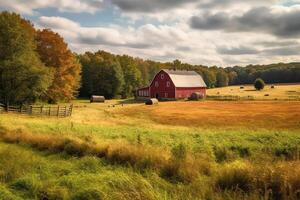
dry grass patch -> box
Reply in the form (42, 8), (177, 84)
(207, 84), (300, 100)
(215, 161), (300, 199)
(116, 101), (300, 129)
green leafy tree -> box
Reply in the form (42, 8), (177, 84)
(117, 55), (141, 98)
(0, 12), (51, 108)
(79, 51), (124, 99)
(254, 78), (265, 90)
(216, 70), (229, 87)
(203, 70), (217, 88)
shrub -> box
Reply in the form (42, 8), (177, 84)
(254, 78), (265, 90)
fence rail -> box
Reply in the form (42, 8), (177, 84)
(206, 95), (300, 101)
(206, 95), (255, 101)
(0, 104), (73, 117)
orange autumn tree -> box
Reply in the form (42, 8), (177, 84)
(36, 29), (81, 103)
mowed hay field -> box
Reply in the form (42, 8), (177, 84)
(207, 83), (300, 100)
(117, 101), (300, 129)
(0, 99), (300, 199)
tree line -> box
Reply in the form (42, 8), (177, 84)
(0, 12), (80, 108)
(1, 11), (300, 106)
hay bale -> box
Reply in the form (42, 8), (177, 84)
(271, 85), (275, 89)
(90, 95), (105, 103)
(189, 92), (204, 101)
(240, 86), (244, 89)
(145, 98), (158, 105)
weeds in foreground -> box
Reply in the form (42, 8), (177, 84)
(0, 127), (300, 199)
(0, 128), (209, 184)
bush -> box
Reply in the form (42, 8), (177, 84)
(254, 78), (265, 90)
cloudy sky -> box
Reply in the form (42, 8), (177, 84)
(1, 0), (300, 66)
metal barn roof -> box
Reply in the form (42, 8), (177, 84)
(163, 69), (207, 88)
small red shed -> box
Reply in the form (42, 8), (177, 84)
(137, 69), (207, 100)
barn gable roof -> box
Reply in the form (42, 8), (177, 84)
(163, 69), (207, 88)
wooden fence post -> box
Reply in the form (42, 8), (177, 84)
(29, 106), (32, 115)
(40, 105), (43, 115)
(69, 104), (73, 116)
(64, 105), (67, 117)
(57, 106), (60, 117)
(48, 107), (51, 116)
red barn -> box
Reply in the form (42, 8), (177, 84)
(137, 69), (207, 100)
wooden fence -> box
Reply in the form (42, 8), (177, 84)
(0, 104), (73, 117)
(206, 95), (300, 101)
(206, 95), (255, 101)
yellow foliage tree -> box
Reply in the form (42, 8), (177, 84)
(36, 29), (81, 103)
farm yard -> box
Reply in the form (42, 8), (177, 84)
(0, 89), (300, 199)
(1, 7), (300, 200)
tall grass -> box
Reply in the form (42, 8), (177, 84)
(0, 100), (299, 199)
(0, 127), (299, 199)
(0, 128), (211, 184)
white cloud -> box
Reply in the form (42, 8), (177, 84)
(0, 0), (104, 15)
(2, 0), (299, 66)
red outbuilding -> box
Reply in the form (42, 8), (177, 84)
(136, 69), (207, 100)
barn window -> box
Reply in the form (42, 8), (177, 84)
(161, 74), (164, 79)
(155, 81), (159, 87)
(166, 81), (170, 87)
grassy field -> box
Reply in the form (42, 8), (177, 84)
(207, 83), (300, 100)
(0, 96), (300, 199)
